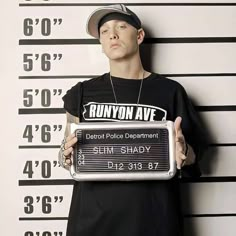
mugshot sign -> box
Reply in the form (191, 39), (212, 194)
(70, 121), (176, 181)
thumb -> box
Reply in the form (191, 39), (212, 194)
(174, 116), (183, 137)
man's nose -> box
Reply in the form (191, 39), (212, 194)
(109, 29), (119, 40)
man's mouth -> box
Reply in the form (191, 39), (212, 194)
(110, 43), (120, 48)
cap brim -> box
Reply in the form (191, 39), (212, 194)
(86, 7), (131, 39)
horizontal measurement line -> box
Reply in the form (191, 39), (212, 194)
(19, 75), (97, 79)
(19, 179), (74, 186)
(210, 143), (236, 147)
(19, 217), (68, 221)
(180, 176), (236, 183)
(163, 73), (236, 77)
(18, 214), (236, 221)
(18, 143), (236, 150)
(18, 105), (236, 115)
(195, 105), (236, 112)
(19, 37), (236, 45)
(145, 37), (236, 44)
(19, 39), (97, 45)
(19, 145), (60, 149)
(19, 108), (65, 114)
(184, 213), (236, 218)
(18, 176), (236, 186)
(19, 3), (236, 7)
(18, 73), (236, 80)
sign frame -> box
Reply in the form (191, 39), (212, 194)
(70, 121), (176, 181)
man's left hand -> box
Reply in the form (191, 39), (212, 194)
(174, 116), (195, 169)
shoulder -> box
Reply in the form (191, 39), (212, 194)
(82, 73), (107, 89)
(64, 73), (106, 96)
(150, 72), (185, 91)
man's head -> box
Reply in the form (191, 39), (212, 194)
(86, 4), (145, 61)
(86, 4), (142, 39)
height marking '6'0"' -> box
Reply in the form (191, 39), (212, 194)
(23, 18), (63, 36)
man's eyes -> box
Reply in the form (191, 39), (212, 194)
(101, 29), (108, 34)
(118, 24), (127, 29)
(100, 24), (127, 34)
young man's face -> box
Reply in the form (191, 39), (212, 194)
(99, 20), (144, 61)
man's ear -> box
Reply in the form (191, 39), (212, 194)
(137, 28), (145, 45)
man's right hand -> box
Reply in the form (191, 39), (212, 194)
(62, 132), (78, 166)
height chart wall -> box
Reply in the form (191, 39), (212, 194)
(1, 0), (236, 236)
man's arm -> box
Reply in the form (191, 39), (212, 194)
(64, 112), (80, 136)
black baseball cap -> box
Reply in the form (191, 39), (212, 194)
(86, 4), (142, 39)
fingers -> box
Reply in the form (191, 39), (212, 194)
(64, 133), (77, 153)
(174, 117), (184, 143)
(176, 151), (187, 169)
(62, 133), (78, 166)
(174, 116), (182, 137)
(64, 153), (73, 166)
(174, 116), (187, 169)
(63, 146), (74, 158)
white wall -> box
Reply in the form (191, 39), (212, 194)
(1, 0), (236, 235)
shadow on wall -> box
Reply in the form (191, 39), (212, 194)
(181, 103), (214, 236)
(178, 99), (215, 236)
(140, 27), (216, 236)
(140, 25), (154, 73)
(189, 97), (216, 176)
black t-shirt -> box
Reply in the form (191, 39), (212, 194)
(63, 73), (208, 236)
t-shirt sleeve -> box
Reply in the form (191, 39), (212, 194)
(174, 84), (209, 177)
(62, 82), (82, 118)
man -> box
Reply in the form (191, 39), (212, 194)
(59, 4), (207, 236)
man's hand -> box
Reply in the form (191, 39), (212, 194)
(61, 133), (78, 167)
(174, 116), (189, 169)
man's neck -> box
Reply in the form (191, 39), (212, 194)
(109, 56), (145, 79)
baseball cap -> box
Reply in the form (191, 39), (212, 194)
(86, 4), (142, 39)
